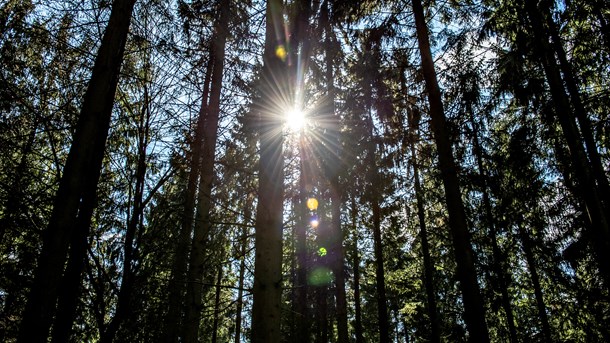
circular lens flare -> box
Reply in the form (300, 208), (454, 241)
(306, 198), (318, 211)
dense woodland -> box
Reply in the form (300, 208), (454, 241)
(1, 0), (609, 342)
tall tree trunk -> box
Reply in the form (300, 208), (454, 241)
(411, 0), (490, 341)
(315, 286), (329, 343)
(211, 264), (223, 343)
(162, 32), (214, 343)
(522, 0), (610, 287)
(364, 94), (390, 343)
(351, 196), (364, 343)
(408, 110), (441, 343)
(295, 138), (311, 343)
(182, 1), (230, 341)
(372, 199), (390, 342)
(234, 196), (251, 343)
(250, 0), (287, 341)
(17, 0), (136, 341)
(322, 1), (348, 340)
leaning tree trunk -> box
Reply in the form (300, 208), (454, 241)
(250, 0), (287, 341)
(17, 1), (137, 341)
(411, 0), (490, 341)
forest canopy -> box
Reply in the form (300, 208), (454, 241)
(1, 0), (609, 342)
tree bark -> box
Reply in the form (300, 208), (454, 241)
(411, 0), (490, 341)
(17, 0), (136, 341)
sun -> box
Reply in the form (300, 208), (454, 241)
(285, 107), (306, 132)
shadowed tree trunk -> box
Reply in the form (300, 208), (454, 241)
(250, 0), (287, 341)
(211, 264), (223, 343)
(162, 33), (214, 343)
(17, 0), (137, 341)
(321, 1), (348, 341)
(234, 196), (252, 343)
(182, 1), (230, 341)
(407, 104), (441, 343)
(351, 195), (364, 343)
(411, 0), (490, 341)
(98, 88), (151, 343)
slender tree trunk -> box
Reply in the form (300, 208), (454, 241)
(315, 286), (329, 343)
(351, 196), (364, 343)
(517, 222), (552, 343)
(331, 185), (348, 343)
(234, 197), (251, 343)
(522, 0), (610, 287)
(296, 139), (310, 343)
(162, 34), (214, 343)
(364, 97), (390, 343)
(322, 2), (348, 340)
(182, 1), (230, 341)
(250, 0), (286, 341)
(409, 116), (441, 343)
(211, 264), (223, 343)
(411, 0), (490, 341)
(99, 94), (151, 343)
(17, 1), (136, 341)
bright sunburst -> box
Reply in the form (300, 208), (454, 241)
(285, 107), (306, 132)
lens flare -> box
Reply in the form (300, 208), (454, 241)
(306, 197), (318, 211)
(308, 267), (333, 286)
(310, 218), (319, 228)
(275, 45), (287, 61)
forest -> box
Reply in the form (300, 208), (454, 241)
(1, 0), (609, 342)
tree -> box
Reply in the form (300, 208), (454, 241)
(17, 0), (137, 341)
(250, 0), (288, 341)
(411, 0), (490, 341)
